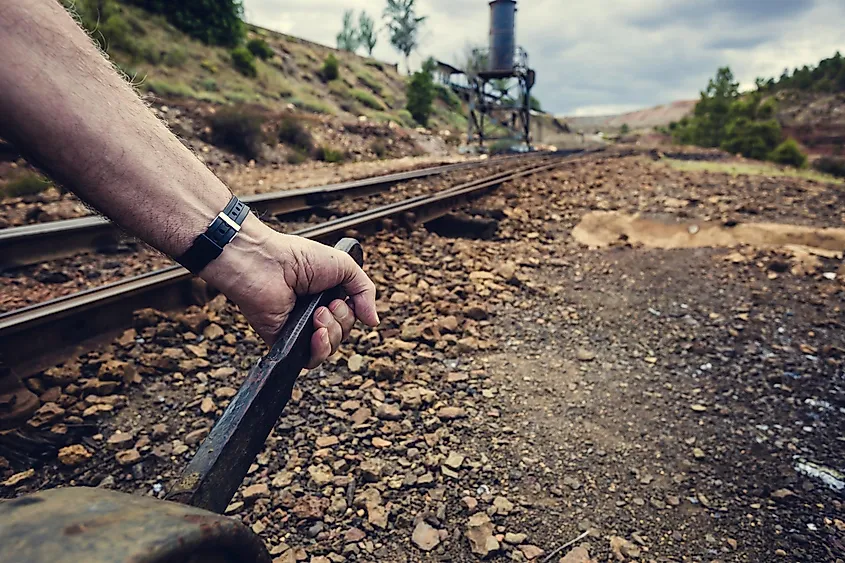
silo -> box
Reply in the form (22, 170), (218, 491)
(488, 0), (517, 72)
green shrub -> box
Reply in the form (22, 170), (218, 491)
(196, 91), (227, 103)
(224, 91), (255, 104)
(328, 81), (351, 97)
(397, 109), (416, 128)
(720, 118), (782, 160)
(292, 97), (334, 115)
(163, 46), (188, 67)
(247, 38), (274, 60)
(144, 80), (195, 98)
(286, 150), (308, 164)
(64, 0), (135, 54)
(619, 123), (630, 135)
(314, 146), (344, 163)
(813, 156), (845, 178)
(768, 138), (808, 168)
(127, 0), (245, 47)
(209, 105), (267, 160)
(406, 69), (435, 126)
(99, 13), (137, 55)
(140, 45), (164, 64)
(2, 173), (52, 198)
(231, 46), (257, 77)
(357, 71), (383, 95)
(351, 88), (384, 110)
(201, 59), (219, 73)
(199, 78), (219, 92)
(277, 116), (313, 153)
(321, 54), (340, 81)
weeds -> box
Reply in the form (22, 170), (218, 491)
(321, 54), (340, 81)
(286, 150), (308, 165)
(209, 105), (267, 160)
(292, 97), (335, 115)
(144, 80), (195, 98)
(200, 59), (218, 73)
(351, 88), (384, 110)
(314, 146), (345, 163)
(356, 71), (383, 95)
(163, 46), (188, 67)
(199, 78), (219, 92)
(397, 109), (416, 128)
(663, 158), (843, 185)
(2, 172), (52, 198)
(247, 38), (274, 60)
(231, 46), (257, 77)
(277, 116), (314, 153)
(370, 140), (387, 158)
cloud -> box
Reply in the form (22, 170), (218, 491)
(242, 0), (845, 115)
(628, 0), (818, 29)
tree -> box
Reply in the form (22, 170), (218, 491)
(670, 66), (807, 166)
(129, 0), (245, 46)
(383, 0), (426, 74)
(336, 10), (359, 52)
(358, 11), (377, 56)
(406, 59), (435, 126)
(687, 66), (740, 147)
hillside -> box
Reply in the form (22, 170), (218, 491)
(561, 100), (696, 133)
(774, 90), (845, 156)
(0, 1), (477, 203)
(81, 1), (465, 131)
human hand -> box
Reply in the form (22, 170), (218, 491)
(200, 215), (379, 367)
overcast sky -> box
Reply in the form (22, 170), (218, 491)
(242, 0), (845, 116)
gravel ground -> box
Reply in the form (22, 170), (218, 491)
(0, 157), (529, 314)
(0, 155), (472, 229)
(2, 150), (843, 562)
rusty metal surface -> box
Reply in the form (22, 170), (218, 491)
(0, 487), (270, 563)
(167, 238), (364, 513)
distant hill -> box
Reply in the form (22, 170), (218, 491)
(561, 100), (696, 133)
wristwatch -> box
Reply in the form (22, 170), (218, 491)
(177, 195), (250, 274)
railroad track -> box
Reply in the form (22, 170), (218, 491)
(0, 150), (585, 377)
(0, 154), (538, 269)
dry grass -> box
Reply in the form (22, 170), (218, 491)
(663, 158), (844, 185)
(101, 6), (464, 128)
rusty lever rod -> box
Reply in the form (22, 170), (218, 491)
(166, 238), (364, 513)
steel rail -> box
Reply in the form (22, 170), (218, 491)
(0, 154), (538, 269)
(0, 151), (582, 377)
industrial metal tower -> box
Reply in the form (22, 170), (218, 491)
(465, 0), (536, 150)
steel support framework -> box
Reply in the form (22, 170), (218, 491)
(465, 48), (536, 150)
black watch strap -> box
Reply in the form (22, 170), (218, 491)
(177, 196), (250, 275)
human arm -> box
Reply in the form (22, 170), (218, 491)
(0, 0), (378, 364)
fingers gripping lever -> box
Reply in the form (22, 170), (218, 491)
(166, 238), (364, 513)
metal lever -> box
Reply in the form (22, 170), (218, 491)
(166, 238), (364, 513)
